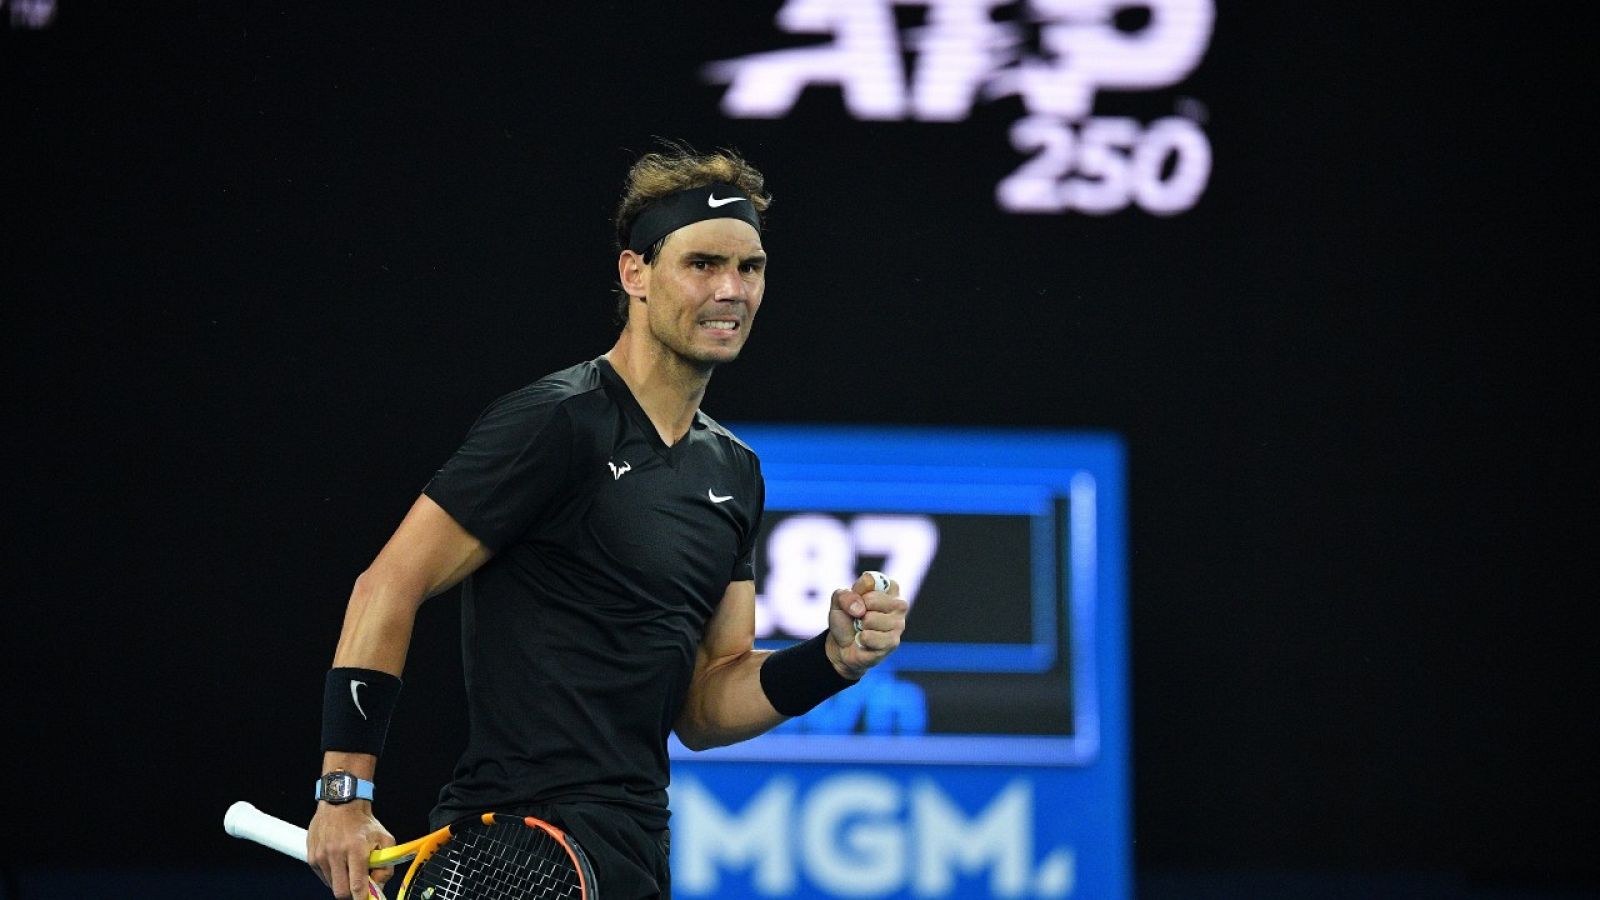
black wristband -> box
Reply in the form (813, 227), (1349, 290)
(759, 632), (857, 717)
(321, 667), (402, 756)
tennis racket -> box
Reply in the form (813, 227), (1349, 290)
(225, 800), (598, 899)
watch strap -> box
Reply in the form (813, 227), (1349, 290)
(314, 772), (376, 803)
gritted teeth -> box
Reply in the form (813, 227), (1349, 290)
(701, 319), (739, 329)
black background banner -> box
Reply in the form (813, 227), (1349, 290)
(4, 0), (1592, 891)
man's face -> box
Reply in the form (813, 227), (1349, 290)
(635, 217), (766, 368)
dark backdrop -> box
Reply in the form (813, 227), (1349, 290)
(4, 1), (1592, 895)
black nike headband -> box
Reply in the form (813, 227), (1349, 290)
(626, 182), (762, 256)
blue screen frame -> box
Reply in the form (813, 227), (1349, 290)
(754, 487), (1060, 672)
(669, 425), (1127, 769)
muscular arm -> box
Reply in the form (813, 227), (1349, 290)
(674, 572), (907, 750)
(330, 492), (490, 673)
(309, 493), (490, 899)
(674, 580), (786, 750)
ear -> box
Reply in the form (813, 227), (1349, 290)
(618, 250), (649, 300)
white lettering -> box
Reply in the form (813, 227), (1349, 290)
(1034, 845), (1076, 897)
(997, 114), (1212, 215)
(705, 0), (906, 120)
(850, 515), (938, 606)
(802, 773), (906, 896)
(1132, 115), (1212, 215)
(710, 0), (1213, 123)
(757, 513), (938, 638)
(673, 772), (1071, 897)
(912, 778), (1033, 896)
(1063, 116), (1140, 214)
(705, 0), (1216, 217)
(7, 0), (57, 29)
(991, 0), (1215, 119)
(673, 776), (798, 895)
(762, 514), (855, 637)
(907, 0), (1017, 121)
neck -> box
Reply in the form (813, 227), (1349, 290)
(604, 332), (712, 446)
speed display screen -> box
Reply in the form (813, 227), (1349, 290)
(670, 425), (1126, 767)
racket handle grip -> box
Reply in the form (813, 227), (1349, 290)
(224, 801), (386, 899)
(225, 800), (308, 861)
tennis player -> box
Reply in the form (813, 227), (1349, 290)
(306, 143), (909, 900)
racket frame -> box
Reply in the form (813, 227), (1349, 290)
(224, 801), (595, 900)
(393, 812), (595, 900)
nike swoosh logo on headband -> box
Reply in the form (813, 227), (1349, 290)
(707, 194), (745, 208)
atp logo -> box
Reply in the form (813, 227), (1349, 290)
(705, 0), (1215, 216)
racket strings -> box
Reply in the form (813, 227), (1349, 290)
(406, 820), (585, 900)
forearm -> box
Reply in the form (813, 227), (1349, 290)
(311, 495), (485, 899)
(321, 750), (377, 780)
(675, 648), (787, 750)
(317, 570), (426, 788)
(677, 576), (883, 750)
(328, 493), (491, 674)
(310, 579), (408, 898)
(330, 567), (427, 674)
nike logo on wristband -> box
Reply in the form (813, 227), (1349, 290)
(350, 680), (369, 720)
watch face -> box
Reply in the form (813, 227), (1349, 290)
(323, 773), (353, 802)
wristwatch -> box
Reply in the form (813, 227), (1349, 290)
(314, 770), (375, 804)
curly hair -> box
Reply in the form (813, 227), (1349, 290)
(611, 140), (772, 323)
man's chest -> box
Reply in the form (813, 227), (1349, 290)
(568, 429), (754, 593)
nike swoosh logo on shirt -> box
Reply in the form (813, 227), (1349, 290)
(708, 490), (734, 503)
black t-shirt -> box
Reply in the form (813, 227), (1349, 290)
(424, 356), (764, 829)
